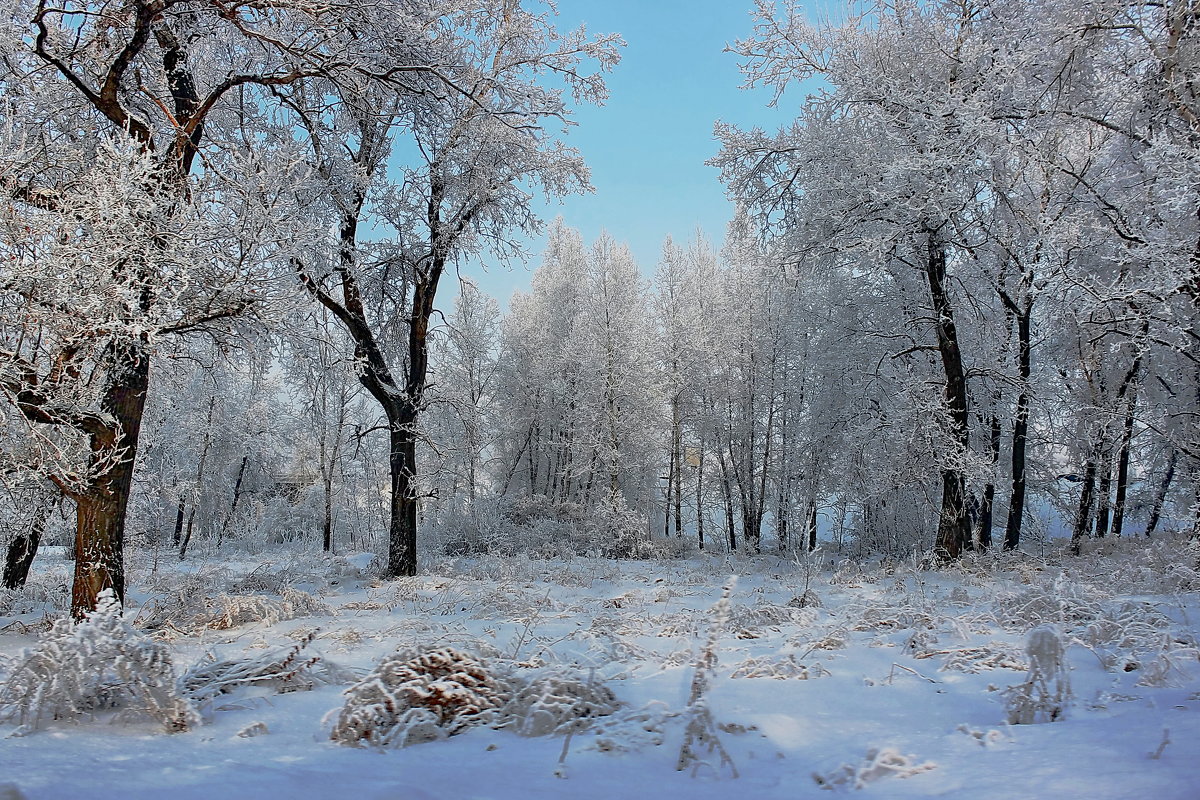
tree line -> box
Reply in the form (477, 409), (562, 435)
(2, 0), (1198, 618)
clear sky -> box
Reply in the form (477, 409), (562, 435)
(464, 0), (800, 305)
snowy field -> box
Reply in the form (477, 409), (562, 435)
(2, 539), (1199, 800)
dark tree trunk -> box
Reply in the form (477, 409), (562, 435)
(717, 449), (736, 551)
(387, 416), (419, 577)
(1001, 286), (1033, 551)
(806, 501), (818, 552)
(3, 497), (53, 590)
(298, 192), (446, 579)
(1145, 449), (1178, 537)
(673, 397), (683, 540)
(71, 352), (150, 619)
(219, 454), (249, 549)
(1111, 393), (1137, 538)
(172, 496), (186, 547)
(1071, 453), (1098, 556)
(696, 442), (705, 551)
(975, 412), (1002, 552)
(1094, 439), (1113, 538)
(924, 227), (970, 561)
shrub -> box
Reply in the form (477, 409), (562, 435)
(501, 667), (620, 737)
(330, 646), (510, 748)
(813, 747), (937, 790)
(1003, 626), (1072, 724)
(180, 632), (356, 706)
(0, 591), (197, 734)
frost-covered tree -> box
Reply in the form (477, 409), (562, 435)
(288, 3), (621, 577)
(0, 0), (470, 615)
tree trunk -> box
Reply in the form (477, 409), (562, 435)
(1003, 299), (1032, 551)
(172, 496), (186, 547)
(717, 449), (736, 551)
(924, 226), (970, 561)
(178, 396), (216, 561)
(1111, 392), (1137, 539)
(1070, 454), (1098, 556)
(975, 412), (1001, 551)
(387, 415), (419, 577)
(806, 501), (818, 552)
(3, 496), (54, 590)
(219, 454), (249, 549)
(696, 442), (705, 551)
(1094, 438), (1113, 538)
(1145, 449), (1178, 537)
(71, 353), (150, 619)
(672, 394), (683, 539)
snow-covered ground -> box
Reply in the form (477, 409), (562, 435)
(2, 538), (1198, 799)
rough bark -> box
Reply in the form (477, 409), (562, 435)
(975, 412), (1002, 551)
(924, 226), (970, 561)
(1003, 300), (1032, 551)
(1145, 449), (1178, 537)
(1094, 438), (1114, 538)
(3, 495), (54, 590)
(1111, 392), (1137, 538)
(1070, 454), (1098, 557)
(71, 352), (150, 619)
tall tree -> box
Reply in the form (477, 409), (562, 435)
(291, 3), (620, 577)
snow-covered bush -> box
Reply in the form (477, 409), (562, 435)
(180, 633), (356, 706)
(729, 654), (830, 680)
(0, 591), (197, 733)
(583, 701), (679, 753)
(1134, 637), (1200, 688)
(137, 588), (330, 634)
(0, 581), (61, 617)
(813, 747), (937, 790)
(927, 642), (1026, 674)
(1003, 626), (1072, 724)
(500, 667), (620, 736)
(440, 495), (677, 560)
(330, 645), (622, 748)
(330, 646), (511, 748)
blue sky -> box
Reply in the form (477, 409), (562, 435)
(464, 0), (800, 305)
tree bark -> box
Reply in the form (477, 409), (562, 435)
(70, 352), (150, 619)
(1094, 438), (1113, 538)
(172, 496), (186, 547)
(3, 495), (54, 590)
(975, 412), (1001, 551)
(219, 454), (249, 549)
(924, 226), (970, 561)
(1070, 453), (1098, 556)
(1110, 391), (1137, 538)
(1145, 449), (1178, 537)
(387, 415), (419, 577)
(1002, 290), (1033, 551)
(806, 501), (818, 552)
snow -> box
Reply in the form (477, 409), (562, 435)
(2, 540), (1199, 799)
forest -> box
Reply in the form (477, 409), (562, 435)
(1, 1), (1199, 798)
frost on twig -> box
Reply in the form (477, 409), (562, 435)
(1003, 625), (1071, 724)
(814, 747), (937, 790)
(501, 667), (620, 737)
(676, 576), (738, 779)
(179, 631), (355, 707)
